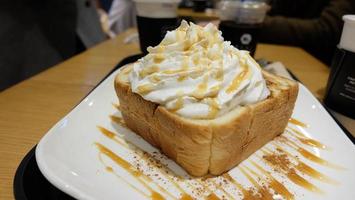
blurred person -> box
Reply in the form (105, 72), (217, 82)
(0, 0), (105, 91)
(260, 0), (355, 65)
(108, 0), (136, 35)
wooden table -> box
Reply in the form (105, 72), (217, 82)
(0, 29), (330, 200)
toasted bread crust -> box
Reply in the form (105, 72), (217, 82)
(115, 64), (298, 176)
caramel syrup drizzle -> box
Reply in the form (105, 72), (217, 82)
(206, 98), (219, 119)
(101, 161), (150, 198)
(225, 57), (250, 94)
(153, 54), (165, 64)
(243, 164), (283, 197)
(282, 137), (345, 170)
(250, 161), (294, 200)
(271, 145), (339, 185)
(225, 70), (249, 94)
(137, 84), (155, 95)
(196, 177), (235, 200)
(109, 115), (127, 127)
(107, 117), (240, 199)
(112, 103), (121, 110)
(97, 126), (192, 200)
(192, 75), (209, 100)
(286, 126), (306, 137)
(177, 57), (190, 82)
(106, 106), (342, 199)
(239, 166), (274, 200)
(168, 96), (184, 112)
(95, 143), (168, 200)
(222, 173), (261, 200)
(286, 128), (329, 150)
(288, 118), (308, 128)
(205, 193), (220, 200)
(100, 121), (244, 199)
(139, 65), (160, 78)
(260, 148), (324, 194)
(207, 179), (235, 200)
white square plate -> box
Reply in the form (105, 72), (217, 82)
(36, 68), (355, 200)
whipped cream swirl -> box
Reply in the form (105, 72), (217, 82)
(129, 21), (270, 119)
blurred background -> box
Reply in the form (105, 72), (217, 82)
(0, 0), (354, 91)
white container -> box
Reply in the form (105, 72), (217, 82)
(133, 0), (181, 18)
(339, 15), (355, 53)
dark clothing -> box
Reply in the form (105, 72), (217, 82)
(0, 0), (105, 91)
(0, 0), (77, 90)
(260, 0), (355, 65)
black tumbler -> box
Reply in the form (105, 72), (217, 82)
(133, 0), (181, 54)
(136, 16), (179, 54)
(324, 48), (355, 119)
(192, 0), (207, 12)
(218, 1), (269, 57)
(219, 21), (261, 57)
(324, 15), (355, 119)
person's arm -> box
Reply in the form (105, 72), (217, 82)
(260, 0), (355, 63)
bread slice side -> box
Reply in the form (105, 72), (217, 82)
(114, 64), (298, 176)
(208, 71), (298, 175)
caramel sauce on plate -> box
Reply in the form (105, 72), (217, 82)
(95, 114), (343, 199)
(222, 174), (256, 200)
(110, 115), (126, 127)
(239, 166), (274, 200)
(97, 126), (194, 200)
(151, 191), (165, 200)
(205, 193), (220, 200)
(112, 103), (121, 111)
(98, 126), (116, 139)
(286, 169), (324, 194)
(98, 126), (131, 150)
(297, 148), (344, 170)
(296, 137), (328, 150)
(286, 127), (329, 150)
(250, 161), (294, 200)
(261, 148), (324, 194)
(288, 118), (308, 128)
(208, 179), (234, 199)
(284, 138), (345, 170)
(296, 162), (339, 185)
(103, 163), (150, 198)
(179, 193), (194, 200)
(109, 115), (126, 127)
(287, 127), (306, 137)
(96, 142), (176, 200)
(273, 145), (339, 185)
(96, 143), (132, 169)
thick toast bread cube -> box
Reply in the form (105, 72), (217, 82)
(114, 64), (298, 176)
